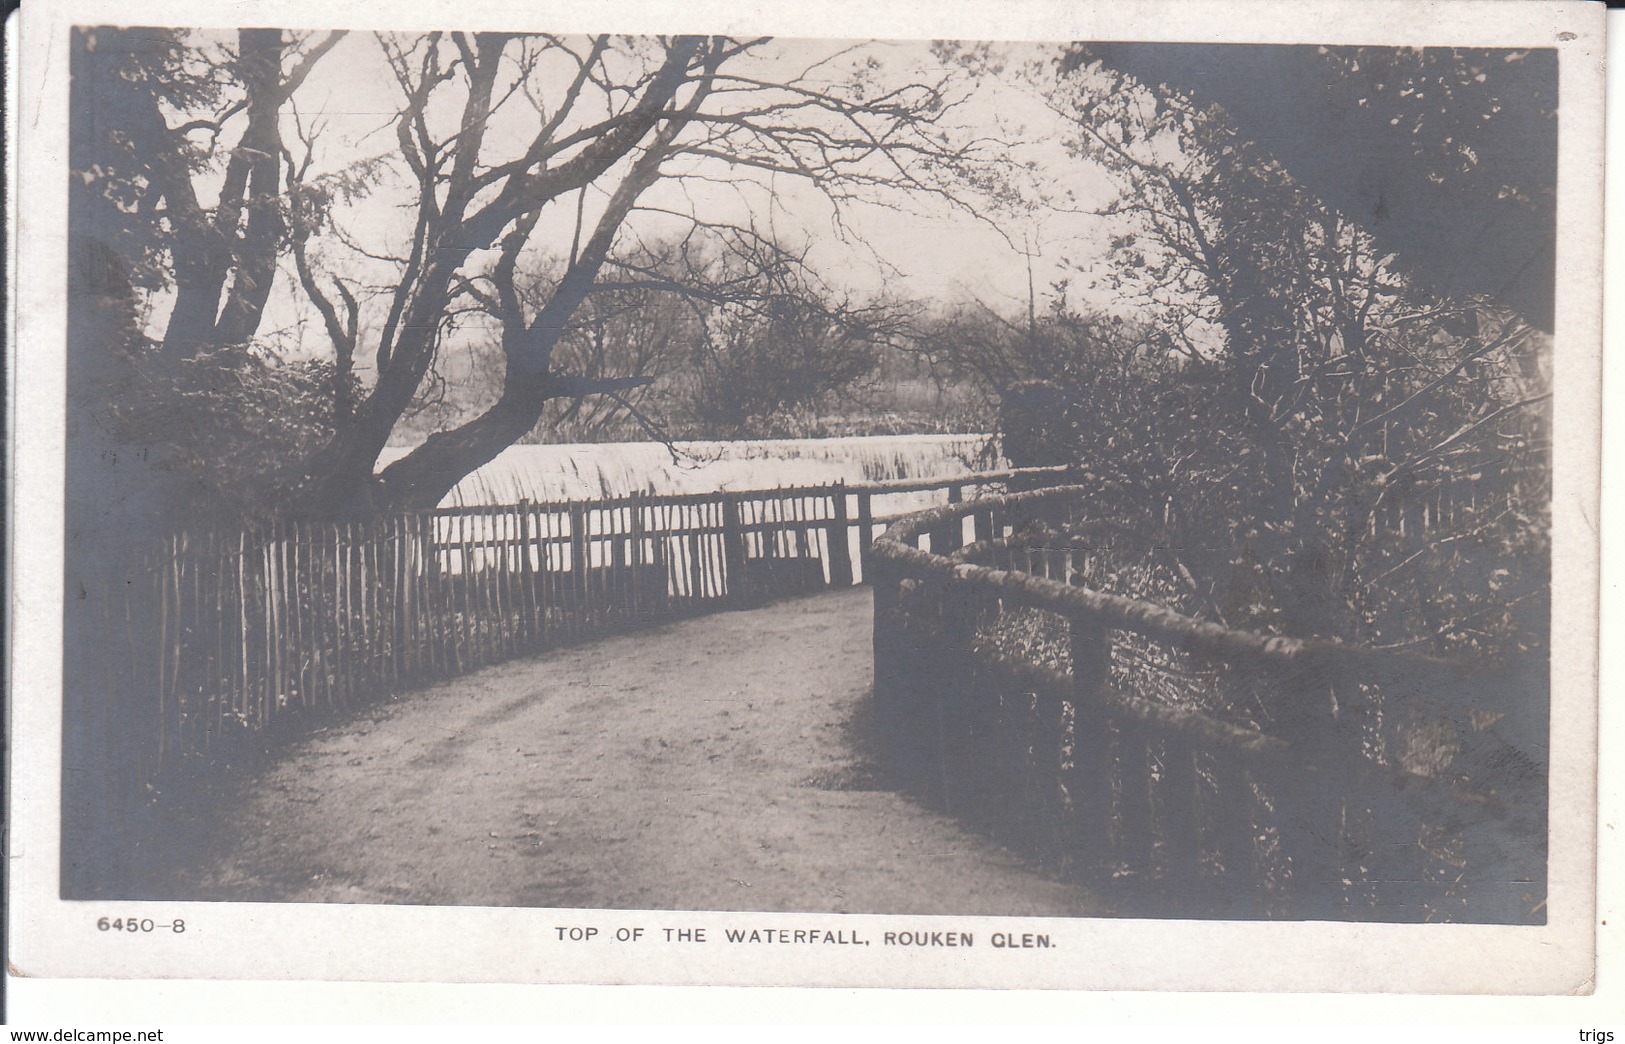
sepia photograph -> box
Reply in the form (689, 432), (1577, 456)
(9, 0), (1605, 998)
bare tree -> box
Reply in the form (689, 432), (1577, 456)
(275, 33), (983, 516)
(403, 229), (903, 445)
(72, 30), (989, 521)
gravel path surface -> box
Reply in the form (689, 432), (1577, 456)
(177, 586), (1101, 916)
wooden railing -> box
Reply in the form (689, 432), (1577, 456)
(869, 484), (1547, 922)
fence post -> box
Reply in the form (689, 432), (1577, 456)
(569, 502), (589, 605)
(857, 491), (875, 584)
(931, 578), (978, 812)
(518, 500), (534, 580)
(1271, 662), (1350, 918)
(827, 483), (854, 588)
(722, 495), (749, 607)
(1068, 613), (1116, 871)
(1211, 754), (1262, 915)
(1156, 736), (1200, 887)
(681, 502), (704, 604)
(870, 546), (905, 768)
(628, 493), (648, 615)
(1115, 718), (1155, 882)
(1029, 684), (1071, 869)
(974, 504), (995, 545)
(930, 502), (962, 557)
(420, 513), (440, 593)
(516, 500), (536, 643)
(943, 484), (966, 552)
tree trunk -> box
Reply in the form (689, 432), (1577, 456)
(376, 374), (560, 512)
(213, 29), (289, 345)
(300, 253), (476, 517)
(160, 28), (289, 357)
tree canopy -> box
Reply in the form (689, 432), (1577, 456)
(1079, 43), (1557, 329)
(981, 44), (1553, 674)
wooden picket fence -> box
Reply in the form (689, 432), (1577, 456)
(71, 469), (1078, 844)
(81, 488), (821, 794)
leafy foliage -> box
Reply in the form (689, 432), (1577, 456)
(70, 28), (360, 538)
(105, 341), (358, 528)
(990, 53), (1552, 668)
(71, 28), (231, 294)
(1069, 43), (1557, 327)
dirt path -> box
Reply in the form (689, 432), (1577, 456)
(178, 587), (1101, 916)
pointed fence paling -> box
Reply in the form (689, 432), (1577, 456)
(94, 491), (804, 781)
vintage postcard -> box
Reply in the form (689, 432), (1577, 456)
(7, 0), (1605, 998)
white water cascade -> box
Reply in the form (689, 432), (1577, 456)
(378, 433), (998, 507)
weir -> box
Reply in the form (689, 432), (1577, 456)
(378, 433), (995, 506)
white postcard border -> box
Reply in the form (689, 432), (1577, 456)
(7, 0), (1607, 999)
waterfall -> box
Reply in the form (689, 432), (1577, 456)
(378, 433), (999, 507)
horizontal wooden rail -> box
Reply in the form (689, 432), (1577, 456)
(877, 484), (1483, 696)
(868, 480), (1544, 922)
